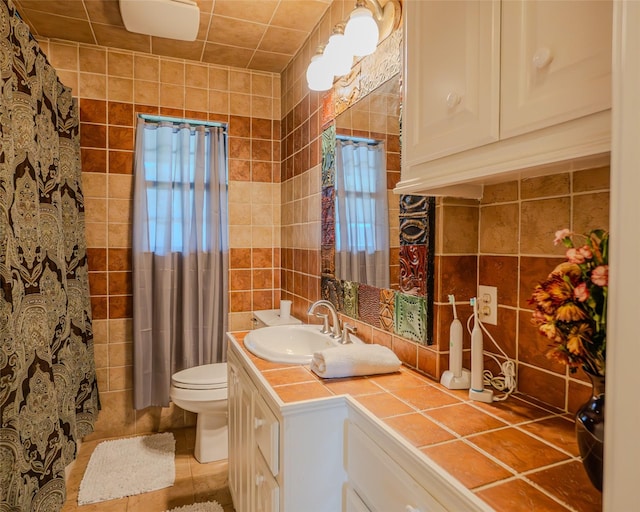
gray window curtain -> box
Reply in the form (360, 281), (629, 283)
(335, 139), (390, 288)
(132, 118), (229, 409)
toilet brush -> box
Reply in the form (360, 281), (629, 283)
(440, 294), (471, 389)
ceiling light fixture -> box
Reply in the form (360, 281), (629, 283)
(345, 0), (401, 57)
(324, 24), (354, 77)
(306, 46), (333, 92)
(345, 0), (379, 57)
(305, 0), (401, 92)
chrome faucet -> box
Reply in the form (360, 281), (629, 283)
(307, 300), (342, 339)
(341, 322), (357, 344)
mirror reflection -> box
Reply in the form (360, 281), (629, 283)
(334, 135), (389, 288)
(333, 74), (401, 289)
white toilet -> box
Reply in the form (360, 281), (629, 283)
(170, 363), (228, 463)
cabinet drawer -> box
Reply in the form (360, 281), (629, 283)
(254, 392), (279, 476)
(347, 422), (447, 512)
(255, 451), (280, 512)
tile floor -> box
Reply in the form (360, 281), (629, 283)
(62, 427), (235, 512)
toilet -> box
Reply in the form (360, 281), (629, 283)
(170, 363), (228, 463)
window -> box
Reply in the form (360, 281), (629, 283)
(139, 121), (226, 255)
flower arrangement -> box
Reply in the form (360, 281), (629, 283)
(530, 228), (609, 376)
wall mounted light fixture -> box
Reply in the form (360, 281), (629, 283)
(306, 0), (402, 92)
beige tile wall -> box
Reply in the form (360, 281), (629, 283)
(482, 166), (610, 412)
(433, 166), (610, 413)
(43, 38), (281, 439)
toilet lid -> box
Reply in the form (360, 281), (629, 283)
(172, 363), (227, 390)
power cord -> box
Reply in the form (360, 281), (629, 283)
(466, 314), (517, 402)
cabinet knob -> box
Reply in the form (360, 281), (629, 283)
(405, 506), (421, 512)
(254, 417), (266, 429)
(446, 92), (461, 109)
(256, 474), (265, 486)
(533, 47), (553, 69)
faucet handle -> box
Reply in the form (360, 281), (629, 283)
(340, 322), (357, 344)
(315, 312), (331, 334)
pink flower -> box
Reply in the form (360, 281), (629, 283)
(578, 245), (593, 260)
(574, 282), (590, 302)
(554, 229), (572, 245)
(591, 265), (608, 287)
(566, 248), (585, 264)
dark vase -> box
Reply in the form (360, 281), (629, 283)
(575, 371), (605, 492)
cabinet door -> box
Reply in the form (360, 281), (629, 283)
(228, 358), (254, 512)
(403, 0), (500, 164)
(501, 0), (612, 138)
(347, 422), (447, 512)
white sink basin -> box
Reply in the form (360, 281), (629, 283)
(244, 324), (362, 364)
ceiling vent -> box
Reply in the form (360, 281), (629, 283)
(119, 0), (200, 41)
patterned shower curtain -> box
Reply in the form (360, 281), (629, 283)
(0, 1), (100, 510)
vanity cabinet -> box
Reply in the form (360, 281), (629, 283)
(227, 339), (347, 512)
(344, 401), (491, 512)
(227, 333), (490, 512)
(399, 0), (612, 198)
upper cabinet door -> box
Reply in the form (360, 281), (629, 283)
(500, 0), (612, 139)
(403, 0), (500, 165)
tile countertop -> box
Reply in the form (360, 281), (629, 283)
(231, 332), (602, 512)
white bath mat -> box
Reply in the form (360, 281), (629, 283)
(78, 432), (176, 505)
(165, 501), (224, 512)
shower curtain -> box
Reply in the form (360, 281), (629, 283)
(132, 118), (229, 409)
(0, 1), (100, 510)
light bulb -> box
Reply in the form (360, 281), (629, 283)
(306, 53), (332, 91)
(324, 30), (354, 77)
(345, 6), (379, 57)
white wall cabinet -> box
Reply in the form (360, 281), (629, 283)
(402, 0), (500, 163)
(399, 0), (612, 198)
(500, 0), (612, 138)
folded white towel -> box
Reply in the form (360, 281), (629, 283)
(310, 343), (401, 379)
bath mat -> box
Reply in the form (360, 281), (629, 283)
(165, 501), (224, 512)
(78, 432), (175, 505)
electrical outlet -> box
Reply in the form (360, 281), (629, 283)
(478, 285), (497, 325)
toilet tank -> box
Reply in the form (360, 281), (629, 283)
(252, 309), (302, 329)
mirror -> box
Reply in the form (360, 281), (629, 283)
(320, 32), (435, 345)
(333, 75), (401, 289)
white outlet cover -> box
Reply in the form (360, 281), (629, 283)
(478, 285), (497, 325)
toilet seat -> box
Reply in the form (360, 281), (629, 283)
(171, 363), (227, 390)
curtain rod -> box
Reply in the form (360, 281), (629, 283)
(138, 114), (226, 130)
(336, 134), (380, 145)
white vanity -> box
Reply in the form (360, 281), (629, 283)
(227, 332), (492, 512)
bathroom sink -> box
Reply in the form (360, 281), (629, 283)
(244, 325), (362, 364)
